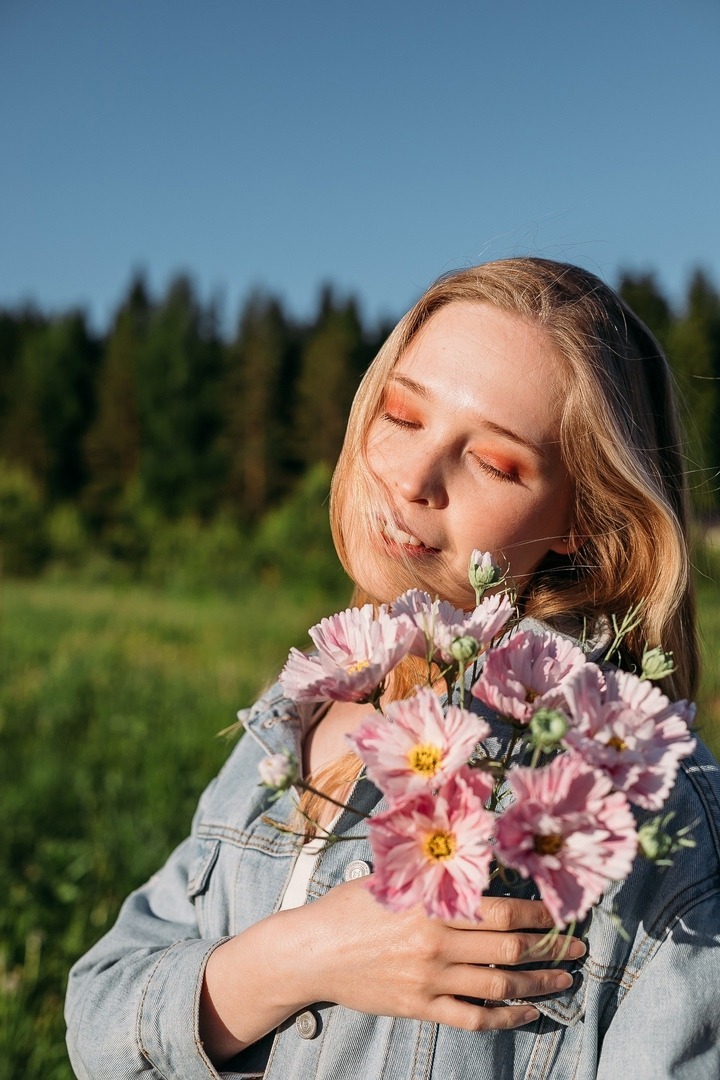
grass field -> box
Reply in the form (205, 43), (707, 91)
(1, 565), (718, 1078)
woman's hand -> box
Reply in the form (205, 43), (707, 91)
(296, 878), (583, 1028)
(200, 880), (585, 1064)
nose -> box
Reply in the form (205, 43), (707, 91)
(395, 450), (449, 509)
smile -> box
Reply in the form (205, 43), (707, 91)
(380, 520), (440, 555)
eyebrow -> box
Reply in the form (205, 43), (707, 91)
(387, 374), (548, 457)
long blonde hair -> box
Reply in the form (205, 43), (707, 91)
(330, 258), (698, 701)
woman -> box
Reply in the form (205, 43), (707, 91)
(65, 259), (720, 1079)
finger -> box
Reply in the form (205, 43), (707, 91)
(444, 930), (586, 967)
(441, 964), (574, 1004)
(444, 896), (554, 933)
(432, 996), (540, 1032)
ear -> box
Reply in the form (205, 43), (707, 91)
(549, 529), (581, 556)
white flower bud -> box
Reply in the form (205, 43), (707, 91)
(640, 647), (675, 683)
(529, 707), (569, 750)
(637, 818), (674, 862)
(450, 635), (480, 664)
(258, 752), (298, 791)
(637, 812), (696, 864)
(468, 550), (503, 602)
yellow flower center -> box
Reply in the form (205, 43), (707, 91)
(423, 830), (457, 862)
(525, 687), (540, 703)
(533, 833), (564, 856)
(346, 659), (371, 675)
(408, 743), (443, 776)
(606, 735), (627, 752)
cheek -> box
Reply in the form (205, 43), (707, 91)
(365, 426), (393, 478)
(466, 493), (561, 554)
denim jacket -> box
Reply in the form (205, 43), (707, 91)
(66, 653), (720, 1079)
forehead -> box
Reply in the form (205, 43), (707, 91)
(389, 301), (567, 438)
(400, 300), (562, 374)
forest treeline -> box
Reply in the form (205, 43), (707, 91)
(0, 267), (719, 582)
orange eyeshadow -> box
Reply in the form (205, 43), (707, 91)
(475, 449), (519, 475)
(383, 388), (418, 421)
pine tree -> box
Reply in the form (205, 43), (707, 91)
(136, 275), (224, 518)
(0, 312), (98, 501)
(666, 271), (720, 513)
(294, 286), (365, 470)
(618, 271), (673, 346)
(222, 292), (297, 520)
(82, 277), (148, 527)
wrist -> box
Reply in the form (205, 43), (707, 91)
(199, 909), (316, 1064)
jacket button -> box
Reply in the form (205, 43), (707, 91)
(295, 1009), (318, 1039)
(344, 859), (371, 881)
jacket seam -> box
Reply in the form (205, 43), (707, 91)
(137, 945), (174, 1078)
(312, 1003), (333, 1076)
(197, 823), (300, 854)
(410, 1021), (423, 1080)
(681, 755), (720, 853)
(525, 1015), (563, 1079)
(194, 940), (233, 1078)
(616, 884), (720, 1011)
(411, 1020), (437, 1080)
(639, 874), (719, 944)
(382, 1017), (396, 1075)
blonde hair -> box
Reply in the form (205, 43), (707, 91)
(330, 258), (698, 701)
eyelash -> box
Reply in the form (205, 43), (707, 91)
(381, 411), (418, 430)
(472, 457), (517, 484)
(381, 412), (518, 483)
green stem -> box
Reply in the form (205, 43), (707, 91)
(297, 781), (371, 819)
(488, 727), (522, 813)
(530, 744), (543, 769)
(502, 729), (521, 770)
(457, 661), (465, 709)
(602, 602), (644, 665)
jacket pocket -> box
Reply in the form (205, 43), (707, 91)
(186, 838), (220, 900)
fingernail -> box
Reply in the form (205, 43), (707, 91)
(553, 972), (574, 991)
(568, 939), (587, 958)
(522, 1008), (540, 1024)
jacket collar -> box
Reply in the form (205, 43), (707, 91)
(240, 680), (316, 762)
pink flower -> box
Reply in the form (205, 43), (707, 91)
(279, 604), (415, 703)
(348, 686), (491, 800)
(392, 589), (513, 664)
(368, 769), (495, 922)
(561, 664), (696, 810)
(472, 629), (586, 723)
(494, 754), (638, 926)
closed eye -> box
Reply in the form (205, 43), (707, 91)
(472, 456), (519, 483)
(381, 411), (420, 430)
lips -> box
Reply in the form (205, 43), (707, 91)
(380, 519), (440, 555)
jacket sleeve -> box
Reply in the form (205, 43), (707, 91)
(64, 779), (230, 1080)
(596, 890), (720, 1080)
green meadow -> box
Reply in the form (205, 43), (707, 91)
(1, 561), (718, 1078)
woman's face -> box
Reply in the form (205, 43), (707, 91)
(357, 300), (574, 610)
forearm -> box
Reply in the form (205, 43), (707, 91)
(199, 881), (583, 1066)
(199, 908), (313, 1064)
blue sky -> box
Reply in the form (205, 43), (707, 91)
(1, 0), (719, 333)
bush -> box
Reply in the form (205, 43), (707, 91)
(46, 504), (90, 570)
(252, 464), (350, 598)
(145, 514), (252, 593)
(100, 481), (157, 572)
(0, 461), (48, 576)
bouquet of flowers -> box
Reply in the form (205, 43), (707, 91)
(259, 552), (696, 930)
